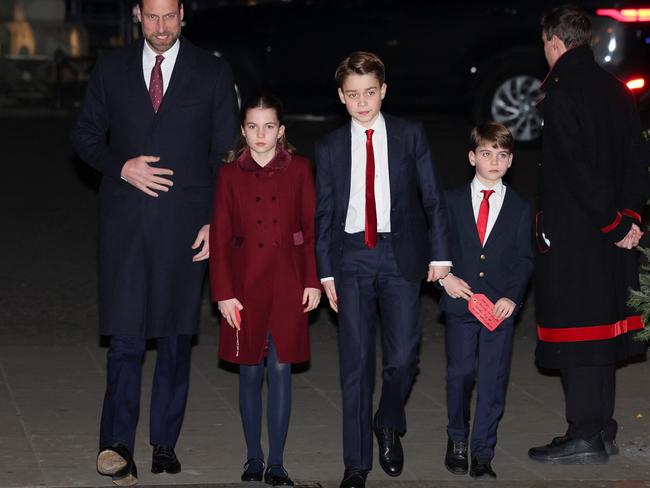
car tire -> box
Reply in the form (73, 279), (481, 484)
(474, 55), (546, 143)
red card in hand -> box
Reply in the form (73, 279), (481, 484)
(468, 293), (503, 331)
(234, 308), (241, 328)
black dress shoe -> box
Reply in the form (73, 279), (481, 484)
(604, 439), (619, 456)
(528, 433), (609, 464)
(264, 465), (294, 486)
(373, 411), (404, 477)
(151, 445), (181, 474)
(444, 437), (468, 475)
(340, 468), (368, 488)
(242, 458), (265, 481)
(469, 457), (496, 479)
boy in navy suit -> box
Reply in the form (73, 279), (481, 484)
(439, 123), (533, 479)
(315, 51), (451, 488)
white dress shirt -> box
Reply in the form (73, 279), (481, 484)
(142, 38), (180, 94)
(470, 176), (506, 244)
(345, 114), (391, 232)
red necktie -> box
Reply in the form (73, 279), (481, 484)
(364, 129), (378, 248)
(149, 55), (164, 113)
(476, 189), (495, 245)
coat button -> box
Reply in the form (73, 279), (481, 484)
(256, 196), (261, 202)
(258, 243), (264, 248)
(273, 219), (278, 224)
(255, 173), (260, 178)
(257, 219), (263, 224)
(480, 254), (486, 261)
(271, 196), (277, 201)
(479, 271), (485, 278)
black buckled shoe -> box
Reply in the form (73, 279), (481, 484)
(340, 468), (368, 488)
(151, 445), (181, 474)
(242, 458), (265, 481)
(469, 457), (496, 479)
(373, 412), (404, 477)
(263, 464), (294, 486)
(444, 437), (468, 475)
(528, 433), (609, 465)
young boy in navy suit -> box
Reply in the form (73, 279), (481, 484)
(439, 123), (533, 479)
(315, 51), (451, 488)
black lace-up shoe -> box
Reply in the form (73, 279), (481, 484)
(151, 445), (181, 474)
(373, 412), (403, 476)
(444, 437), (468, 474)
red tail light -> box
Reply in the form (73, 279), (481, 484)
(626, 78), (646, 91)
(596, 8), (650, 22)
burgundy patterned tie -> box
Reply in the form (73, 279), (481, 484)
(364, 129), (378, 248)
(149, 55), (164, 113)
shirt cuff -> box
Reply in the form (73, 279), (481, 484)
(430, 261), (453, 267)
(320, 277), (334, 283)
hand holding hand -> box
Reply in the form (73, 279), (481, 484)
(302, 287), (322, 312)
(192, 224), (210, 261)
(493, 297), (516, 320)
(217, 298), (243, 330)
(428, 264), (451, 282)
(121, 155), (173, 197)
(440, 273), (472, 300)
(322, 280), (338, 313)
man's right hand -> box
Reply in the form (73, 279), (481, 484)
(121, 155), (173, 197)
(322, 280), (338, 313)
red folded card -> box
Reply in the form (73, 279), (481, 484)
(234, 308), (241, 328)
(468, 293), (503, 331)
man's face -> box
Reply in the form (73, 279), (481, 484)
(337, 73), (387, 128)
(137, 0), (183, 54)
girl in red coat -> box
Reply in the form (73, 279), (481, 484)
(209, 94), (321, 485)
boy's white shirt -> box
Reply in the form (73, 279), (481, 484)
(471, 176), (506, 244)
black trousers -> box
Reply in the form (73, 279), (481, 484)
(561, 364), (617, 441)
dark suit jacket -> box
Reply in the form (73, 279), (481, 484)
(440, 183), (533, 316)
(315, 113), (450, 282)
(72, 37), (238, 338)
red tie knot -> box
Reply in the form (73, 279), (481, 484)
(365, 128), (374, 141)
(155, 54), (165, 66)
(481, 189), (495, 200)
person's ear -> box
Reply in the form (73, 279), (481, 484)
(468, 150), (477, 167)
(338, 88), (346, 105)
(277, 125), (285, 141)
(380, 83), (387, 100)
(136, 4), (142, 23)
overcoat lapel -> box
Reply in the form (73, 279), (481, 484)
(125, 39), (154, 116)
(157, 37), (195, 114)
(385, 115), (403, 205)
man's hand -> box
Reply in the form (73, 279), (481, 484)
(217, 298), (243, 330)
(192, 224), (210, 261)
(427, 265), (451, 282)
(121, 155), (173, 197)
(440, 273), (472, 300)
(302, 287), (322, 312)
(493, 297), (516, 320)
(615, 223), (644, 249)
(322, 280), (338, 313)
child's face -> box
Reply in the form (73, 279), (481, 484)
(241, 107), (285, 158)
(337, 73), (386, 128)
(469, 143), (512, 187)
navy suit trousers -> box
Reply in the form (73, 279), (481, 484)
(337, 232), (421, 470)
(445, 313), (514, 461)
(99, 334), (193, 454)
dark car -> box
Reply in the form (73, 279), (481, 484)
(182, 0), (650, 141)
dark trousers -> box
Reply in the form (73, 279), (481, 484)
(239, 335), (292, 466)
(445, 313), (514, 461)
(337, 233), (421, 470)
(99, 334), (193, 454)
(561, 364), (617, 441)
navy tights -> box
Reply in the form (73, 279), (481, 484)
(239, 336), (291, 467)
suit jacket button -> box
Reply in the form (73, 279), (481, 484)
(271, 196), (277, 201)
(258, 243), (264, 248)
(479, 271), (485, 278)
(256, 196), (261, 202)
(257, 219), (263, 224)
(480, 254), (486, 261)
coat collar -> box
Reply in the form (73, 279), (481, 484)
(541, 44), (594, 91)
(236, 146), (292, 172)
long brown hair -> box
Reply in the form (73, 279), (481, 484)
(225, 94), (296, 163)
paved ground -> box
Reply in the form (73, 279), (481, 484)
(1, 114), (649, 487)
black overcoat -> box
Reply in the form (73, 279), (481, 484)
(535, 45), (650, 368)
(72, 37), (238, 338)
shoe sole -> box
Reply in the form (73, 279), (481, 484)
(151, 465), (181, 474)
(112, 473), (138, 486)
(445, 464), (468, 475)
(528, 451), (609, 465)
(97, 450), (128, 476)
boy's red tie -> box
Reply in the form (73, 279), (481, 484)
(149, 55), (164, 113)
(476, 189), (495, 245)
(364, 129), (378, 248)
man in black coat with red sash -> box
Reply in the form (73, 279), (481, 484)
(529, 6), (649, 465)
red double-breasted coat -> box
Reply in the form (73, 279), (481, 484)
(209, 148), (319, 364)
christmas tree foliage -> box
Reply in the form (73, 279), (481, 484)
(628, 246), (650, 341)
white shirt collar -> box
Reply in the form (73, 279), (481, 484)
(351, 112), (386, 138)
(471, 176), (505, 198)
(143, 37), (180, 66)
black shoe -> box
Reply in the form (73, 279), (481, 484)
(528, 433), (609, 465)
(469, 457), (496, 479)
(444, 437), (468, 475)
(340, 468), (368, 488)
(264, 465), (294, 486)
(373, 411), (404, 477)
(97, 443), (138, 486)
(604, 439), (619, 456)
(151, 445), (181, 474)
(242, 458), (265, 481)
